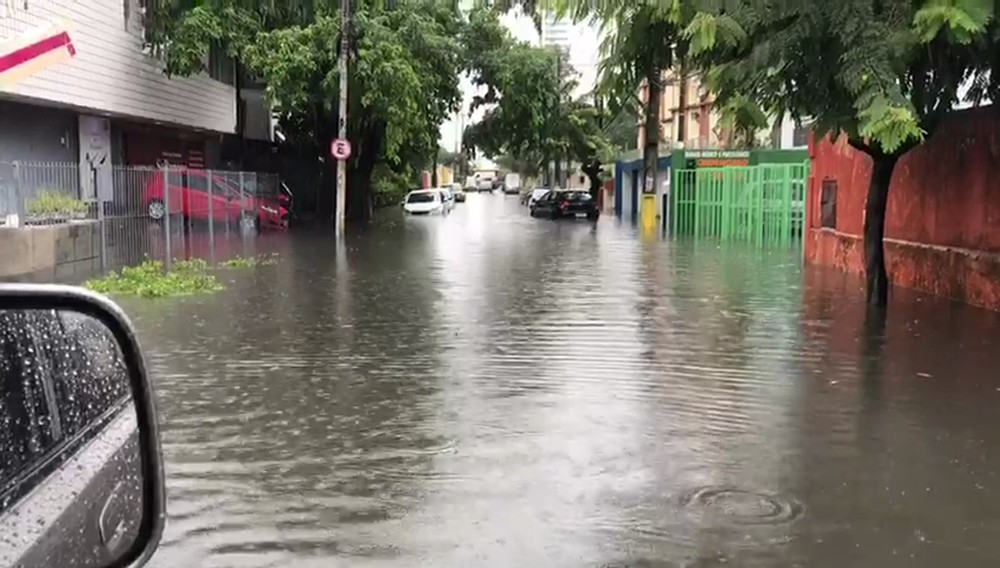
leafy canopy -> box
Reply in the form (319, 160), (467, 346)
(145, 0), (465, 193)
(685, 0), (998, 155)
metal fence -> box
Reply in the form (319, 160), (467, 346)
(1, 161), (283, 275)
(671, 162), (808, 246)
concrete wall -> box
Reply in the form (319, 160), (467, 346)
(804, 106), (1000, 309)
(0, 221), (100, 281)
(0, 0), (235, 133)
(0, 99), (78, 162)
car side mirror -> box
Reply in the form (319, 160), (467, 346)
(0, 285), (164, 568)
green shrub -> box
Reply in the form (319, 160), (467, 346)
(84, 260), (224, 298)
(372, 165), (414, 208)
(25, 191), (87, 217)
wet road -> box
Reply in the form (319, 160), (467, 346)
(130, 193), (1000, 567)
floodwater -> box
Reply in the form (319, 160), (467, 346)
(128, 193), (1000, 567)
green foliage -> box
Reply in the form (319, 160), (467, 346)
(25, 191), (87, 217)
(462, 8), (613, 180)
(685, 0), (998, 156)
(715, 95), (769, 148)
(84, 260), (224, 298)
(146, 0), (465, 221)
(371, 163), (415, 208)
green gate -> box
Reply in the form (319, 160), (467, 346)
(671, 162), (808, 245)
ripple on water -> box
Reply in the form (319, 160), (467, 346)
(680, 486), (804, 526)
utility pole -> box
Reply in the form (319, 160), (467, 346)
(335, 0), (351, 233)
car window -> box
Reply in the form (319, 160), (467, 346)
(407, 192), (435, 204)
(209, 177), (240, 198)
(185, 173), (207, 192)
(42, 312), (129, 437)
(568, 191), (591, 202)
(0, 311), (57, 494)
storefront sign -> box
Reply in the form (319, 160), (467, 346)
(685, 150), (751, 168)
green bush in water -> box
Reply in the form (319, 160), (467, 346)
(85, 260), (224, 298)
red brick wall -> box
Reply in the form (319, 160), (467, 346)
(805, 107), (1000, 309)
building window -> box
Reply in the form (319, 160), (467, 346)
(793, 122), (809, 147)
(208, 43), (235, 86)
(820, 178), (837, 229)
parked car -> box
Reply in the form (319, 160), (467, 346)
(477, 179), (494, 192)
(141, 169), (289, 232)
(503, 173), (521, 195)
(530, 189), (600, 220)
(448, 183), (466, 202)
(525, 187), (551, 208)
(438, 188), (456, 213)
(403, 189), (448, 215)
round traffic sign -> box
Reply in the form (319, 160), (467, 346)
(330, 138), (352, 160)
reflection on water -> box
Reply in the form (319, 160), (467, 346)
(129, 193), (1000, 567)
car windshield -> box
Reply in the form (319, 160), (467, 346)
(407, 192), (436, 204)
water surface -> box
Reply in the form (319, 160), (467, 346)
(132, 193), (1000, 567)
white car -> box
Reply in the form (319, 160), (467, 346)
(403, 189), (448, 215)
(437, 188), (456, 212)
(527, 188), (551, 208)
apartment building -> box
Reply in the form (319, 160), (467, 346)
(637, 69), (808, 151)
(539, 12), (599, 98)
(0, 0), (271, 199)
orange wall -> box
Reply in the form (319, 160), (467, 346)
(805, 107), (1000, 309)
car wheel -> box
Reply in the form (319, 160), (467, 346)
(147, 199), (166, 221)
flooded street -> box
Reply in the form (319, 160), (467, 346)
(129, 193), (1000, 567)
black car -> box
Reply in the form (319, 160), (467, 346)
(529, 189), (599, 220)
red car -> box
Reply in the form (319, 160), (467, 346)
(141, 169), (289, 231)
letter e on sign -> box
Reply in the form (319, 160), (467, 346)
(330, 139), (352, 160)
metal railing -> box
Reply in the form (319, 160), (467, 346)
(671, 161), (809, 246)
(1, 161), (284, 275)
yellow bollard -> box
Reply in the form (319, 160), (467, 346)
(640, 194), (657, 235)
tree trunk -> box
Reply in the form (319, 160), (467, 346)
(346, 154), (376, 223)
(432, 154), (438, 187)
(643, 69), (662, 202)
(582, 159), (601, 198)
(863, 154), (899, 306)
(315, 109), (335, 222)
(345, 123), (383, 224)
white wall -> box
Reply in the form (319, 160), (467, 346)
(0, 0), (235, 133)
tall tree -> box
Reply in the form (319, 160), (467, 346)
(461, 9), (613, 194)
(687, 0), (998, 306)
(145, 0), (465, 224)
(555, 0), (684, 200)
(462, 9), (573, 180)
